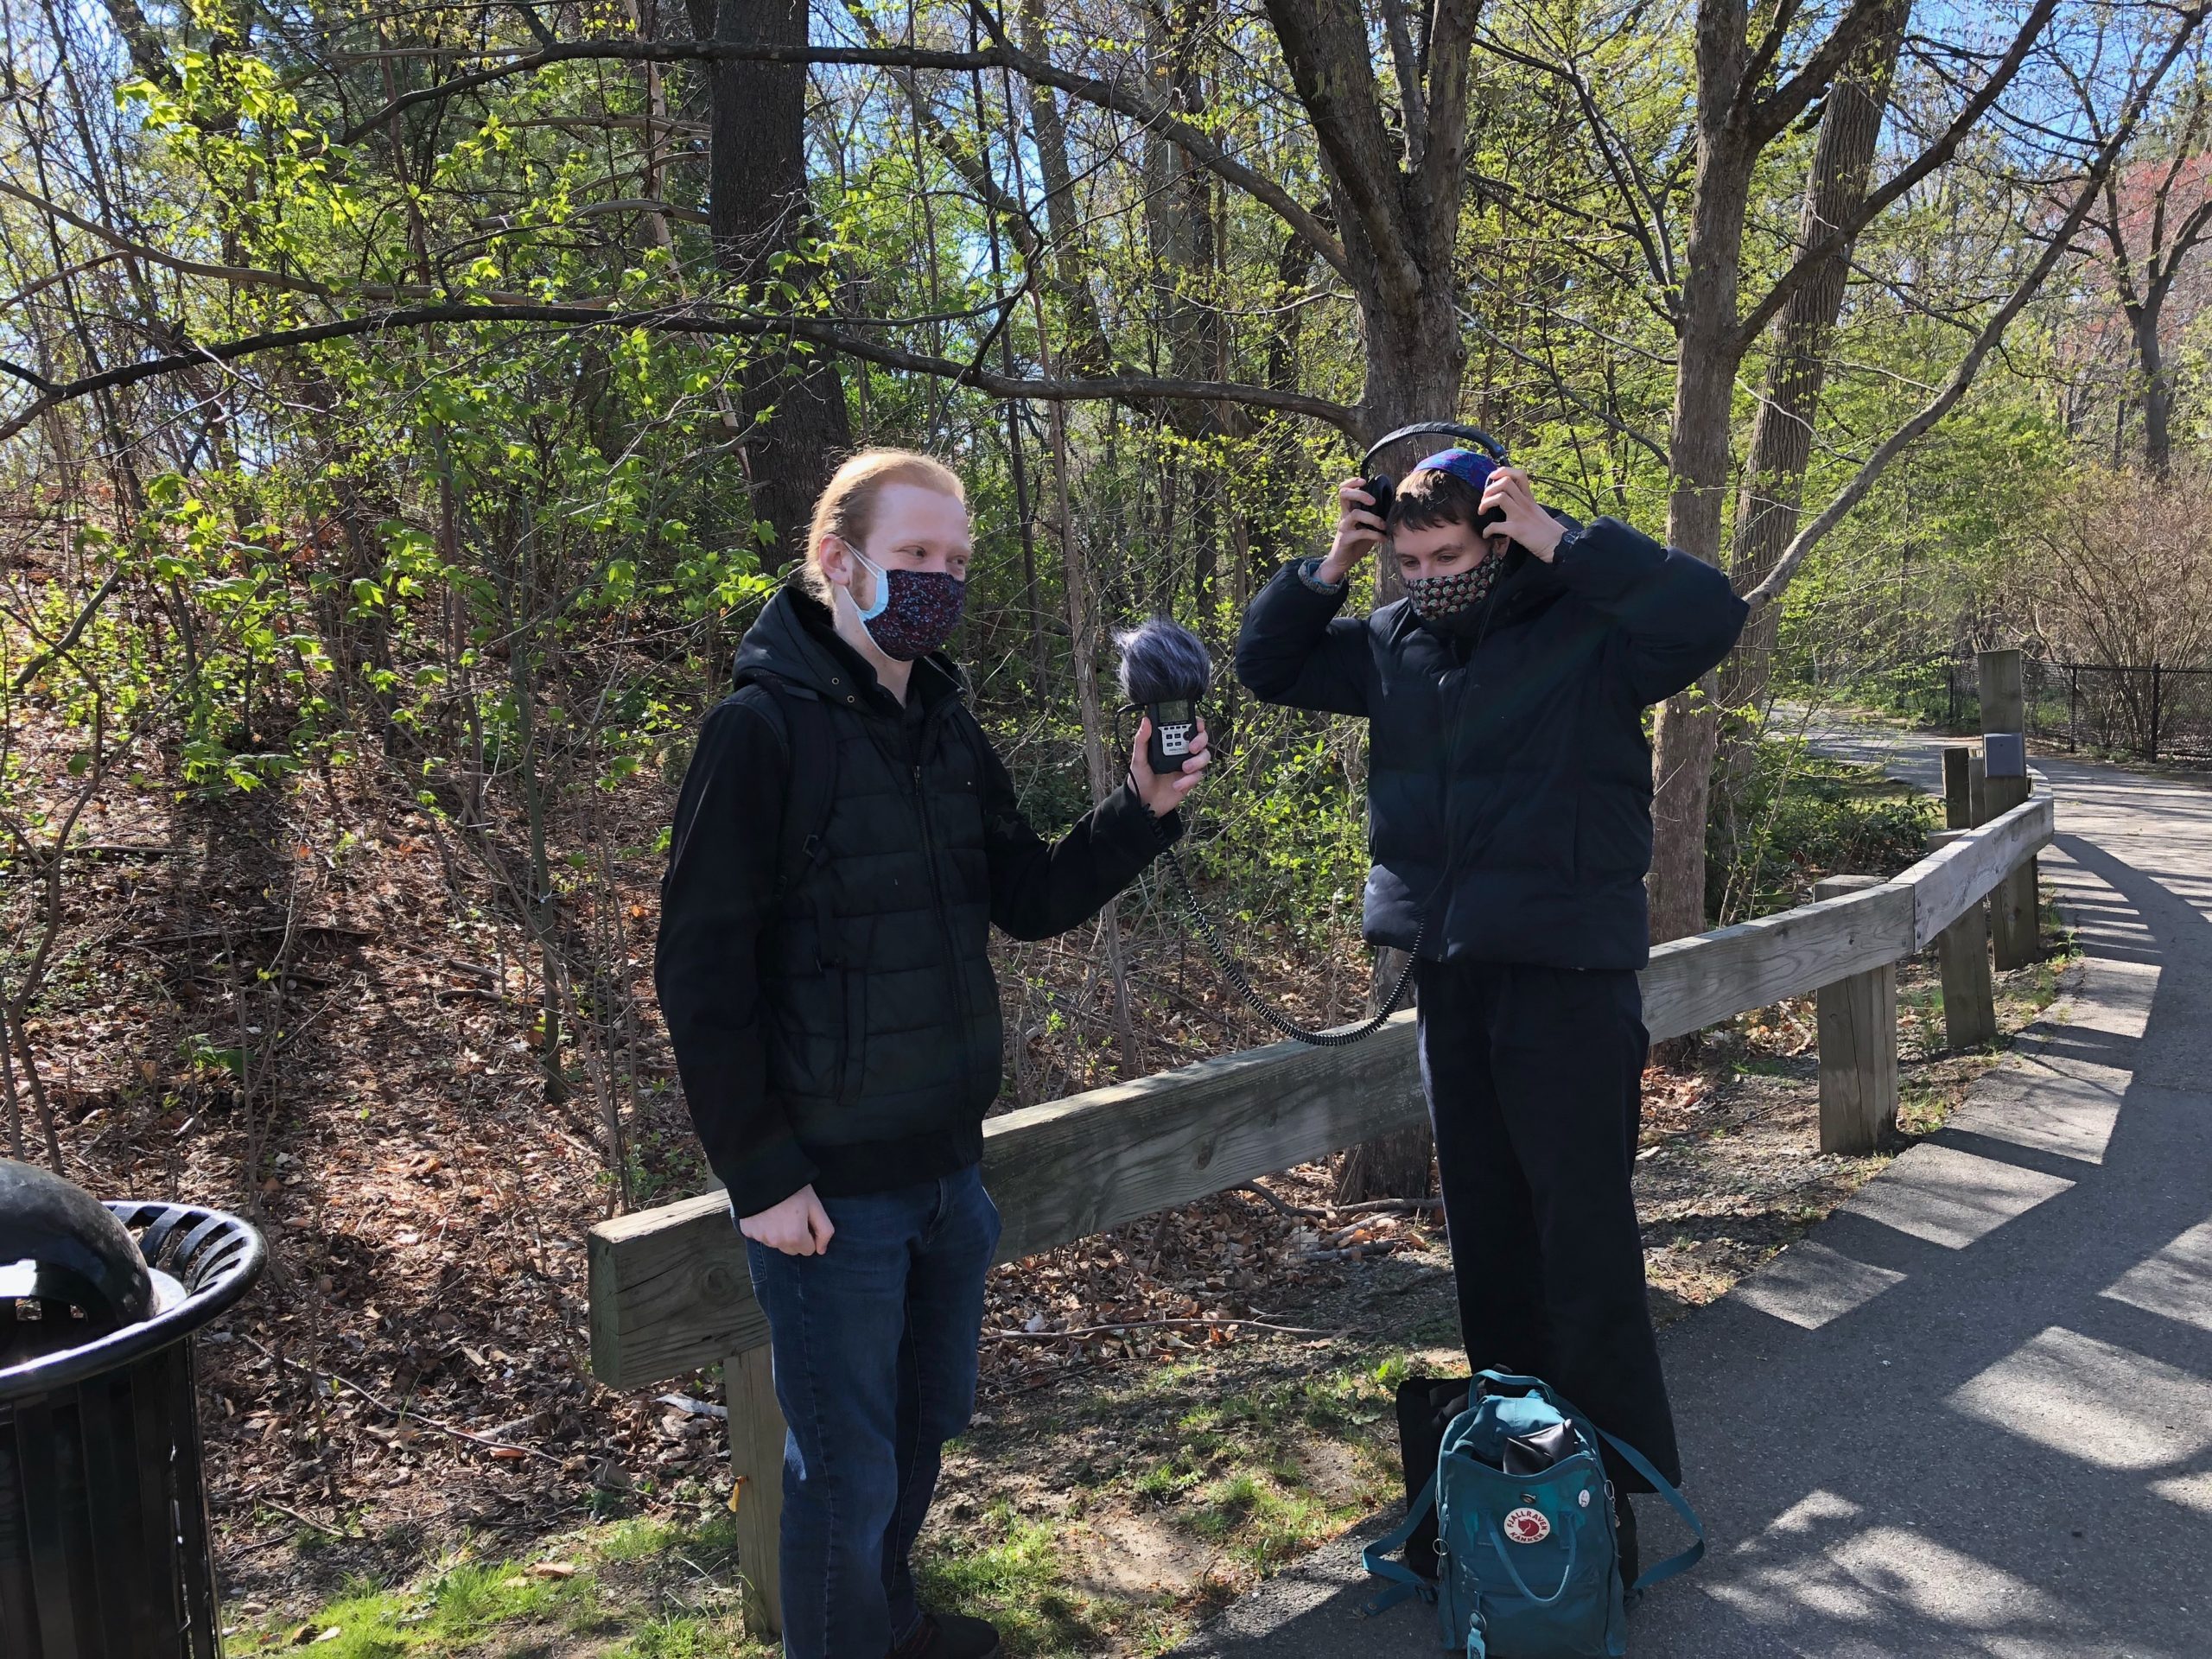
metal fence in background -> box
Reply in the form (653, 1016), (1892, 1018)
(1874, 657), (2212, 762)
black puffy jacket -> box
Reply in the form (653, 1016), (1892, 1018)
(656, 582), (1175, 1216)
(1235, 518), (1746, 972)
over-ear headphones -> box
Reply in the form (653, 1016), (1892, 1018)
(1356, 421), (1510, 534)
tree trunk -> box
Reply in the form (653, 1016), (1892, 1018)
(1720, 3), (1909, 723)
(702, 0), (850, 568)
(2133, 301), (2174, 477)
(1017, 0), (1116, 375)
(1335, 1108), (1433, 1203)
(1351, 268), (1470, 455)
(1036, 306), (1141, 1075)
(1648, 95), (1758, 945)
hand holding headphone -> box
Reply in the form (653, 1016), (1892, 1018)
(1324, 478), (1389, 580)
(1324, 423), (1513, 582)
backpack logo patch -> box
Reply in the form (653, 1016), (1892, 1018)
(1503, 1507), (1551, 1544)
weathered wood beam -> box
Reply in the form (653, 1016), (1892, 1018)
(1896, 792), (2053, 950)
(1813, 874), (1900, 1152)
(1639, 880), (1914, 1042)
(589, 1016), (1423, 1389)
(725, 1344), (785, 1637)
(1980, 648), (2042, 969)
(1928, 830), (1998, 1050)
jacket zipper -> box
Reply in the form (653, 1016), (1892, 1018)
(909, 703), (974, 1105)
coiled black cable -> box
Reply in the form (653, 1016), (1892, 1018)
(1147, 810), (1421, 1046)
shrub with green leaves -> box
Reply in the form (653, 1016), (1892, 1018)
(1712, 739), (1940, 924)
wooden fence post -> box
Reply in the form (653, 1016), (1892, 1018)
(1926, 830), (1996, 1049)
(1942, 746), (1973, 830)
(1813, 875), (1898, 1153)
(725, 1344), (787, 1638)
(1978, 648), (2040, 969)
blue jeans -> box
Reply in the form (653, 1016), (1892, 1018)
(745, 1166), (1001, 1658)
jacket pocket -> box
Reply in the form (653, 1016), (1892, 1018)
(836, 967), (868, 1108)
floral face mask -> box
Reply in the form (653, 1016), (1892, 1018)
(1403, 550), (1505, 621)
(849, 549), (967, 661)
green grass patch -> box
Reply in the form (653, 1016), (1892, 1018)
(905, 1344), (1427, 1654)
(913, 1503), (1116, 1657)
(224, 1510), (766, 1657)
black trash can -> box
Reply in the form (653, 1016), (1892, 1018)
(0, 1160), (266, 1658)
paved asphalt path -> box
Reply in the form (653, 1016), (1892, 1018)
(1173, 733), (2212, 1657)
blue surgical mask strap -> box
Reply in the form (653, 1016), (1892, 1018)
(845, 544), (889, 622)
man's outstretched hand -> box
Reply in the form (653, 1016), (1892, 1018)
(740, 1184), (836, 1255)
(1130, 715), (1211, 817)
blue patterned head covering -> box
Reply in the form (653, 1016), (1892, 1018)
(1413, 448), (1498, 492)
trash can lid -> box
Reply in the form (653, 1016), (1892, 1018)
(0, 1158), (154, 1330)
(0, 1181), (264, 1399)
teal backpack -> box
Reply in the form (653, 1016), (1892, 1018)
(1362, 1372), (1704, 1657)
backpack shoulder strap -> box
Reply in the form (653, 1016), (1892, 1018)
(1596, 1429), (1706, 1593)
(1359, 1472), (1439, 1617)
(736, 673), (838, 895)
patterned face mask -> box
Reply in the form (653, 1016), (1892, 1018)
(1403, 550), (1505, 621)
(850, 549), (967, 661)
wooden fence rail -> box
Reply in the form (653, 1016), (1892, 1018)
(588, 784), (2052, 1391)
(587, 764), (2053, 1634)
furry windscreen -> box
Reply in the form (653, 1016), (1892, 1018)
(1115, 616), (1212, 705)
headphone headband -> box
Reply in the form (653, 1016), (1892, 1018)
(1359, 422), (1509, 474)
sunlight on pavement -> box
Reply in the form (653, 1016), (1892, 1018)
(1706, 1489), (2082, 1651)
(1948, 1325), (2212, 1471)
(2101, 1220), (2212, 1336)
(1847, 1143), (2074, 1249)
(1963, 1064), (2125, 1165)
(1732, 1240), (1906, 1331)
(2152, 1472), (2212, 1516)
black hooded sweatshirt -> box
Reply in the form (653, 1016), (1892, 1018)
(656, 582), (1178, 1217)
(1235, 516), (1746, 972)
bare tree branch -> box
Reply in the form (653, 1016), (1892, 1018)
(332, 33), (1351, 280)
(1262, 0), (1421, 303)
(1478, 37), (1678, 302)
(1416, 0), (1479, 254)
(1745, 7), (2208, 611)
(1745, 0), (1889, 145)
(1733, 0), (2062, 351)
(0, 178), (611, 307)
(1379, 0), (1427, 170)
(0, 302), (1359, 445)
(1455, 304), (1670, 463)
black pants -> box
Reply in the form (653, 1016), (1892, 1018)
(1416, 957), (1681, 1490)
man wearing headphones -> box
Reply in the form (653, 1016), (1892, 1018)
(1235, 437), (1745, 1576)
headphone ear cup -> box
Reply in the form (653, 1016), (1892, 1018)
(1362, 474), (1395, 525)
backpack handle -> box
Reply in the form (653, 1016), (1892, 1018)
(1472, 1370), (1552, 1398)
(1479, 1503), (1581, 1607)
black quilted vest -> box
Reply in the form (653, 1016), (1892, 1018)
(732, 590), (1003, 1152)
